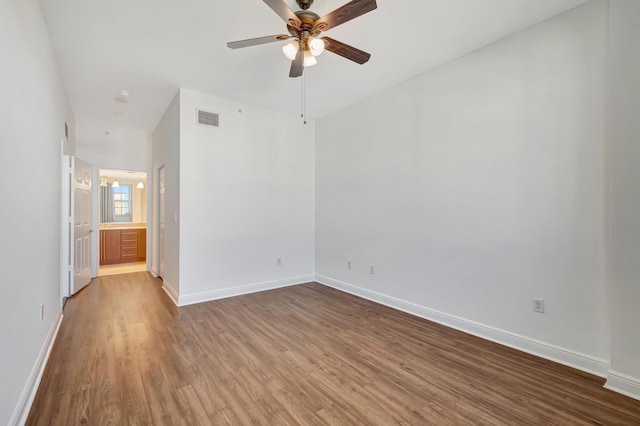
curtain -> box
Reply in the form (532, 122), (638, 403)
(100, 184), (114, 223)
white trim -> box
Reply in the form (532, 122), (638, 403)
(10, 309), (64, 426)
(315, 275), (609, 378)
(162, 280), (179, 306)
(177, 275), (315, 306)
(605, 371), (640, 401)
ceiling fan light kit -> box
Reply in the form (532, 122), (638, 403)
(308, 37), (325, 56)
(282, 40), (299, 60)
(227, 0), (377, 78)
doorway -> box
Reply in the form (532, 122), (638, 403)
(97, 169), (148, 277)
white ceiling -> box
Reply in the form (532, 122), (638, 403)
(40, 0), (588, 132)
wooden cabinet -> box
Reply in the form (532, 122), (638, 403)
(120, 230), (138, 260)
(100, 228), (146, 265)
(100, 229), (121, 263)
(137, 229), (146, 259)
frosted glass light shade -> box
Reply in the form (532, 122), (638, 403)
(308, 37), (325, 56)
(303, 50), (317, 67)
(282, 40), (299, 60)
(136, 182), (144, 189)
(112, 181), (120, 188)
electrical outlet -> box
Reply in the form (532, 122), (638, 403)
(369, 265), (375, 275)
(347, 260), (352, 269)
(533, 298), (545, 313)
(277, 257), (282, 266)
(40, 304), (45, 321)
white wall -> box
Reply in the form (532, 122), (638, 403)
(0, 0), (74, 423)
(608, 0), (640, 394)
(316, 0), (609, 366)
(152, 92), (181, 293)
(177, 89), (315, 303)
(76, 124), (152, 276)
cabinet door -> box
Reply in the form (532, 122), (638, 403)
(103, 230), (121, 262)
(137, 229), (146, 260)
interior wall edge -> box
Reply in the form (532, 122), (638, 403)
(315, 274), (611, 379)
(604, 371), (640, 402)
(162, 281), (179, 307)
(176, 275), (315, 307)
(9, 309), (63, 426)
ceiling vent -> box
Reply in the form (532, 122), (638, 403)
(197, 109), (219, 128)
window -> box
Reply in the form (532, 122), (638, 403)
(113, 184), (132, 222)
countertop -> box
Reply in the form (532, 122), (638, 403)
(100, 222), (147, 230)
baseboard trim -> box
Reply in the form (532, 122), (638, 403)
(10, 309), (64, 426)
(178, 275), (315, 306)
(315, 275), (609, 378)
(162, 280), (179, 307)
(605, 371), (640, 401)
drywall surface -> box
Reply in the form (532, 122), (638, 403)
(609, 0), (640, 381)
(178, 89), (315, 300)
(151, 91), (181, 293)
(0, 0), (74, 423)
(316, 1), (608, 360)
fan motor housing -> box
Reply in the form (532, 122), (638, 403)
(296, 0), (314, 10)
(288, 10), (321, 35)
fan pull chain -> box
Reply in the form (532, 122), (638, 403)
(301, 73), (307, 125)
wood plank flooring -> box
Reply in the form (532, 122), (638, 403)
(98, 261), (147, 277)
(27, 273), (640, 425)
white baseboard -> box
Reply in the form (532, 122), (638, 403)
(162, 280), (179, 307)
(605, 371), (640, 401)
(10, 309), (64, 426)
(178, 275), (315, 306)
(315, 275), (609, 378)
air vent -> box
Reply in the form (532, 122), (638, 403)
(197, 109), (219, 128)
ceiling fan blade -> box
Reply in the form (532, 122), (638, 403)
(322, 37), (371, 64)
(263, 0), (302, 29)
(227, 34), (292, 49)
(313, 0), (377, 32)
(289, 47), (303, 78)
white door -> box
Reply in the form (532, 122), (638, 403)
(72, 158), (92, 293)
(158, 165), (166, 279)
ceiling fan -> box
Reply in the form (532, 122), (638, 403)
(227, 0), (377, 78)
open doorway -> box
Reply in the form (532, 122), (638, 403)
(98, 169), (148, 276)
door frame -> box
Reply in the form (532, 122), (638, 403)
(157, 164), (165, 279)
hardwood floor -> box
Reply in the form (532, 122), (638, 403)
(27, 274), (640, 425)
(98, 261), (147, 277)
